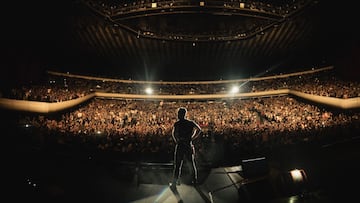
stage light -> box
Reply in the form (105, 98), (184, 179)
(279, 168), (308, 196)
(230, 86), (239, 94)
(151, 3), (157, 8)
(145, 87), (153, 94)
(290, 169), (305, 182)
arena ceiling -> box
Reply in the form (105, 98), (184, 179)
(1, 0), (360, 83)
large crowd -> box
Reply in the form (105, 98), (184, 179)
(3, 67), (360, 162)
(16, 96), (360, 162)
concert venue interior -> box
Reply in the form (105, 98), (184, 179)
(1, 0), (360, 202)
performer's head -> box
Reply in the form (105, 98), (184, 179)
(178, 107), (187, 120)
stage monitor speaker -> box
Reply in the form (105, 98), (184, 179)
(241, 157), (269, 179)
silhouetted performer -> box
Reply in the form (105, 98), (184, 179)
(171, 107), (202, 188)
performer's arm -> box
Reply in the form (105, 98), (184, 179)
(191, 122), (202, 141)
(172, 127), (178, 144)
